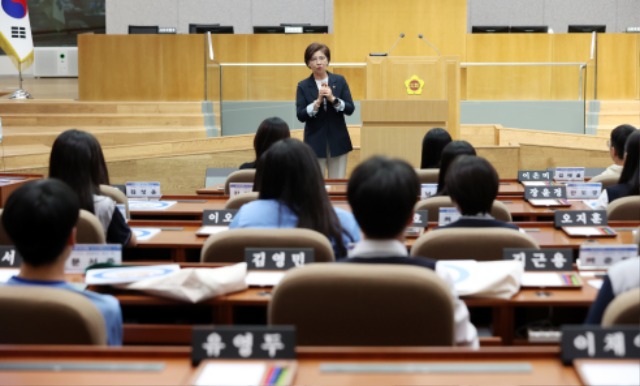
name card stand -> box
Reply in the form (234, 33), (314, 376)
(125, 181), (162, 199)
(566, 182), (602, 200)
(504, 248), (579, 288)
(229, 183), (254, 197)
(0, 246), (22, 268)
(554, 210), (616, 238)
(561, 325), (640, 364)
(524, 185), (570, 207)
(554, 167), (585, 183)
(65, 245), (122, 273)
(438, 207), (460, 226)
(518, 170), (552, 185)
(420, 184), (438, 200)
(245, 248), (314, 270)
(406, 210), (428, 237)
(578, 244), (639, 270)
(196, 210), (238, 237)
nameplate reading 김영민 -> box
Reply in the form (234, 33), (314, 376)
(503, 248), (573, 271)
(192, 326), (296, 365)
(65, 244), (122, 273)
(518, 170), (552, 182)
(438, 207), (460, 226)
(566, 182), (603, 199)
(524, 185), (566, 200)
(561, 325), (640, 364)
(245, 248), (314, 270)
(420, 184), (438, 199)
(0, 246), (22, 268)
(229, 183), (253, 197)
(554, 210), (608, 228)
(202, 210), (237, 226)
(577, 244), (639, 270)
(125, 181), (162, 199)
(554, 167), (585, 182)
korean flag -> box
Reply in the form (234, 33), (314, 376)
(0, 0), (34, 69)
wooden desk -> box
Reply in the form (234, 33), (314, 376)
(0, 173), (42, 207)
(0, 345), (581, 385)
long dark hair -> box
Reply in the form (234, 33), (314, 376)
(253, 117), (290, 164)
(49, 129), (107, 213)
(420, 128), (451, 169)
(255, 138), (349, 256)
(618, 130), (640, 193)
(436, 140), (476, 195)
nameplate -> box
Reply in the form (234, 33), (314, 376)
(0, 246), (22, 267)
(420, 184), (438, 199)
(524, 185), (566, 200)
(229, 183), (254, 197)
(561, 325), (640, 364)
(554, 167), (585, 182)
(192, 326), (296, 365)
(284, 26), (303, 33)
(406, 210), (429, 237)
(504, 248), (573, 271)
(554, 210), (607, 228)
(203, 210), (237, 225)
(566, 182), (603, 199)
(65, 244), (122, 273)
(578, 244), (639, 270)
(245, 248), (314, 270)
(518, 170), (552, 182)
(125, 181), (162, 199)
(438, 207), (460, 226)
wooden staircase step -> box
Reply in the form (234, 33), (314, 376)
(0, 100), (204, 114)
(1, 114), (205, 127)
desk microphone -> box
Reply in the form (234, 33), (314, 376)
(370, 33), (405, 56)
(417, 33), (442, 56)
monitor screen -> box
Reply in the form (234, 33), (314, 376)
(568, 25), (606, 33)
(189, 24), (233, 34)
(128, 25), (159, 34)
(253, 26), (286, 34)
(471, 25), (510, 33)
(510, 25), (549, 33)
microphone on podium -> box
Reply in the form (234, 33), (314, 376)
(370, 33), (405, 56)
(417, 33), (442, 56)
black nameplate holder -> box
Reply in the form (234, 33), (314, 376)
(192, 325), (296, 366)
(504, 248), (573, 271)
(518, 170), (552, 182)
(406, 210), (428, 237)
(245, 248), (314, 270)
(202, 209), (237, 226)
(561, 325), (640, 364)
(0, 245), (22, 268)
(524, 185), (567, 200)
(554, 210), (608, 228)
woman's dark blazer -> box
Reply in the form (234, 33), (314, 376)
(296, 72), (355, 158)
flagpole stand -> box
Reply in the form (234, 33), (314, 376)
(9, 66), (33, 99)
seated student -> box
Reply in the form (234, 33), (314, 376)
(240, 117), (291, 169)
(230, 138), (360, 258)
(590, 124), (637, 182)
(599, 130), (640, 204)
(585, 256), (639, 324)
(436, 140), (476, 195)
(338, 156), (478, 347)
(49, 129), (136, 247)
(3, 179), (123, 345)
(420, 127), (452, 169)
(438, 155), (518, 230)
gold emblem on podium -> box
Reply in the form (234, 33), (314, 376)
(404, 75), (424, 95)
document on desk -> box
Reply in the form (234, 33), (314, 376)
(128, 200), (177, 210)
(575, 361), (640, 386)
(132, 227), (162, 241)
(85, 264), (181, 285)
(0, 268), (19, 283)
(195, 363), (267, 386)
(521, 272), (582, 288)
(321, 362), (532, 373)
(196, 225), (229, 237)
(436, 260), (523, 299)
(246, 271), (286, 287)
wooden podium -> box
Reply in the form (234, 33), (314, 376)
(361, 56), (460, 167)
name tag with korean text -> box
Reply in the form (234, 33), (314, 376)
(65, 244), (122, 273)
(125, 181), (162, 199)
(203, 210), (237, 226)
(561, 325), (640, 364)
(518, 170), (552, 182)
(0, 246), (22, 268)
(504, 248), (573, 271)
(438, 207), (460, 226)
(420, 184), (438, 199)
(525, 185), (567, 200)
(229, 183), (254, 197)
(578, 244), (639, 270)
(192, 326), (296, 365)
(554, 210), (607, 227)
(406, 210), (429, 237)
(245, 248), (314, 270)
(554, 167), (585, 182)
(566, 182), (602, 199)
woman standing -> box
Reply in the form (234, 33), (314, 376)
(296, 42), (355, 178)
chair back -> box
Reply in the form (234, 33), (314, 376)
(224, 170), (256, 195)
(0, 209), (11, 244)
(224, 192), (259, 209)
(607, 196), (640, 221)
(415, 168), (439, 184)
(0, 286), (107, 344)
(589, 174), (619, 188)
(411, 227), (539, 260)
(269, 263), (454, 346)
(201, 228), (335, 263)
(99, 185), (129, 219)
(602, 288), (640, 326)
(415, 196), (512, 222)
(77, 209), (106, 244)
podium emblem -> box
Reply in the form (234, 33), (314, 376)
(404, 75), (424, 95)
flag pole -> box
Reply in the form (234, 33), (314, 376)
(9, 62), (32, 99)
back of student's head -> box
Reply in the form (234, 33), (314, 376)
(437, 140), (476, 194)
(348, 156), (419, 239)
(610, 124), (637, 161)
(254, 117), (291, 162)
(3, 179), (79, 267)
(49, 129), (105, 213)
(420, 128), (452, 169)
(618, 130), (640, 191)
(446, 155), (499, 215)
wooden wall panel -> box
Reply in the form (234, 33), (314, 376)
(597, 34), (640, 100)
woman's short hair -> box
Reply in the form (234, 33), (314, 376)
(254, 117), (290, 162)
(304, 42), (331, 66)
(420, 128), (452, 169)
(446, 155), (499, 215)
(437, 140), (476, 195)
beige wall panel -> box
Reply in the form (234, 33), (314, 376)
(597, 34), (640, 100)
(476, 146), (519, 179)
(550, 34), (592, 100)
(332, 67), (366, 101)
(334, 0), (467, 62)
(519, 145), (610, 170)
(498, 127), (608, 150)
(460, 124), (499, 146)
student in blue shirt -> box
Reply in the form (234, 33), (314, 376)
(230, 138), (360, 258)
(3, 179), (123, 346)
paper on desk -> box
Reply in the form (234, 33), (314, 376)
(0, 268), (19, 283)
(528, 198), (567, 207)
(577, 362), (640, 386)
(196, 226), (229, 237)
(86, 264), (181, 285)
(132, 227), (161, 241)
(521, 272), (564, 287)
(246, 271), (286, 287)
(588, 279), (603, 290)
(195, 363), (266, 386)
(436, 260), (523, 299)
(128, 200), (177, 211)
